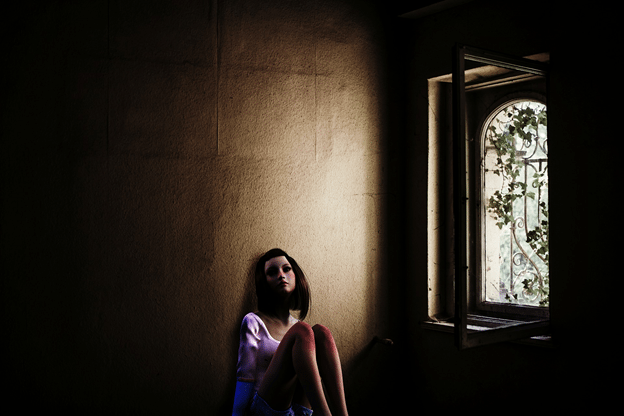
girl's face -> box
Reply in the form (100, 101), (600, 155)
(264, 256), (296, 297)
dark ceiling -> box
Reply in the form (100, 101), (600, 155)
(384, 0), (474, 17)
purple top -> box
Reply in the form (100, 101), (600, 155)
(236, 312), (297, 394)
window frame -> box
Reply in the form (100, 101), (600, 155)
(421, 45), (554, 349)
(451, 45), (551, 349)
(404, 44), (553, 349)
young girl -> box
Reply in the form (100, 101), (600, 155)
(232, 248), (349, 416)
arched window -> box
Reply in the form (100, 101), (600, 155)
(480, 99), (548, 308)
(424, 45), (551, 349)
(424, 45), (550, 349)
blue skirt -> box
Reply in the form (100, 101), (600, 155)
(250, 392), (313, 416)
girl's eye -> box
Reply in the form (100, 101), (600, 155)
(266, 267), (278, 277)
(283, 266), (292, 273)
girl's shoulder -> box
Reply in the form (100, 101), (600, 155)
(243, 311), (260, 321)
(240, 312), (261, 332)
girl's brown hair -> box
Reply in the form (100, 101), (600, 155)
(254, 248), (310, 320)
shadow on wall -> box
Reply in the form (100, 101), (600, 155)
(344, 335), (398, 414)
(219, 255), (258, 414)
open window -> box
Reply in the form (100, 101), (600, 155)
(425, 45), (551, 349)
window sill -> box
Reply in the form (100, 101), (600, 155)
(421, 314), (554, 348)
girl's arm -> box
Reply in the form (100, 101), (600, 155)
(232, 314), (260, 415)
(232, 380), (254, 416)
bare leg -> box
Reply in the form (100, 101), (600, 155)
(258, 322), (332, 415)
(313, 324), (349, 416)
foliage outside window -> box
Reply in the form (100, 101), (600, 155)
(482, 100), (549, 307)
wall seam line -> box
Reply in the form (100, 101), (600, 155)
(216, 0), (220, 156)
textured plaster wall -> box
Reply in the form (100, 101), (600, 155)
(2, 1), (394, 414)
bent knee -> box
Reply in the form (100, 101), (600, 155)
(289, 322), (335, 345)
(290, 321), (314, 338)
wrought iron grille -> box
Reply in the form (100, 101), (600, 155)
(482, 100), (549, 306)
